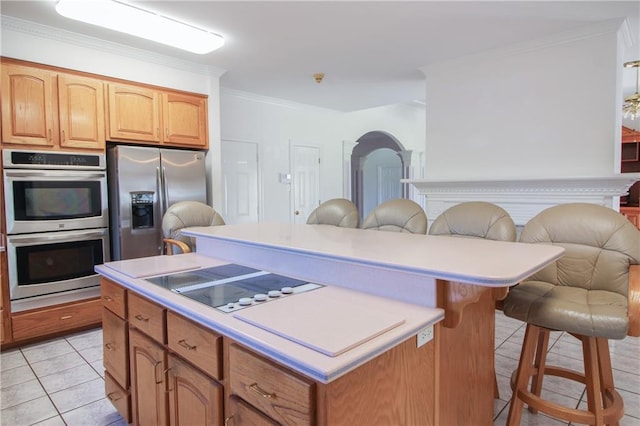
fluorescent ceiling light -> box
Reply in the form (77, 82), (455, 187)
(55, 0), (224, 54)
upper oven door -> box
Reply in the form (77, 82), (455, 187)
(4, 169), (108, 234)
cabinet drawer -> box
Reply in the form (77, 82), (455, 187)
(227, 396), (279, 426)
(12, 298), (102, 341)
(101, 278), (126, 319)
(102, 308), (129, 389)
(128, 293), (165, 344)
(228, 344), (314, 425)
(105, 371), (131, 423)
(167, 311), (222, 380)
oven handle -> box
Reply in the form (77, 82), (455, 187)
(4, 170), (106, 179)
(8, 230), (107, 244)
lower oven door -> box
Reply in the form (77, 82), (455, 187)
(7, 228), (110, 301)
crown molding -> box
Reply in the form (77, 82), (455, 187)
(221, 87), (340, 113)
(406, 174), (640, 226)
(421, 19), (625, 76)
(0, 15), (226, 77)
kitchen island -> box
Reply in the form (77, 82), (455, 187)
(96, 223), (564, 425)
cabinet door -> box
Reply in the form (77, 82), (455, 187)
(162, 92), (208, 148)
(102, 308), (129, 389)
(129, 329), (168, 426)
(107, 83), (161, 143)
(1, 63), (57, 146)
(167, 354), (223, 426)
(58, 74), (106, 150)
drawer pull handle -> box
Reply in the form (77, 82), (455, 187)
(178, 339), (196, 351)
(249, 383), (275, 399)
(224, 416), (234, 426)
(164, 368), (173, 392)
(134, 314), (149, 322)
(60, 315), (73, 320)
(103, 296), (113, 302)
(105, 343), (115, 351)
(107, 392), (121, 401)
(154, 361), (163, 384)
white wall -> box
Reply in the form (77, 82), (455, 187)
(421, 21), (624, 180)
(220, 90), (426, 222)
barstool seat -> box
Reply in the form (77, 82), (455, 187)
(502, 203), (640, 426)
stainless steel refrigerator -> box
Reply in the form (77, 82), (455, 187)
(107, 145), (207, 260)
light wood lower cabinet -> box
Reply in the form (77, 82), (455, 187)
(129, 328), (168, 426)
(167, 354), (223, 426)
(11, 298), (102, 342)
(102, 309), (129, 391)
(228, 343), (314, 425)
(105, 372), (130, 422)
(227, 396), (279, 426)
(102, 279), (437, 426)
(621, 206), (640, 230)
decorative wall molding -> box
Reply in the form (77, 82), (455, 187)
(421, 19), (624, 77)
(221, 87), (339, 112)
(406, 175), (640, 226)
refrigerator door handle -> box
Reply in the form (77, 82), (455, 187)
(156, 166), (165, 217)
(161, 166), (170, 214)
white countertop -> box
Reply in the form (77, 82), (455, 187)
(96, 253), (445, 384)
(183, 223), (564, 307)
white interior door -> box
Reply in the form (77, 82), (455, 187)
(221, 140), (260, 224)
(291, 145), (320, 224)
(377, 164), (402, 204)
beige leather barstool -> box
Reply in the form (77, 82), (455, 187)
(361, 198), (427, 234)
(428, 201), (516, 242)
(502, 203), (640, 426)
(306, 198), (360, 228)
(162, 201), (226, 254)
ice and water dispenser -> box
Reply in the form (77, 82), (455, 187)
(131, 191), (154, 229)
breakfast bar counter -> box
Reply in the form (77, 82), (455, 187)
(96, 223), (563, 425)
(184, 223), (565, 424)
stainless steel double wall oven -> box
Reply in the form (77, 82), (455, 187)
(3, 149), (109, 308)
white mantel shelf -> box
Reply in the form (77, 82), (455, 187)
(405, 174), (640, 226)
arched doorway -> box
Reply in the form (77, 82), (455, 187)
(351, 131), (412, 220)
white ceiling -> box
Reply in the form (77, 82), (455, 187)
(1, 1), (639, 112)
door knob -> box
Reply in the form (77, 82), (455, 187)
(294, 210), (300, 215)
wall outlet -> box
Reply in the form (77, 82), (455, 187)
(416, 325), (434, 348)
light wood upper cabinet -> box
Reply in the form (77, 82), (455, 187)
(163, 92), (208, 148)
(1, 64), (57, 147)
(107, 83), (209, 148)
(107, 83), (161, 143)
(57, 74), (106, 150)
(1, 63), (106, 151)
(2, 60), (209, 151)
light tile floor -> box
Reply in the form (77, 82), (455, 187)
(0, 311), (638, 425)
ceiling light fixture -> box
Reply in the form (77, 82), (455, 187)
(623, 60), (640, 120)
(55, 0), (224, 54)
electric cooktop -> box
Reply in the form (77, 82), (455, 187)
(145, 263), (322, 313)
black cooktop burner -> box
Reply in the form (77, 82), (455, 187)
(145, 263), (322, 313)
